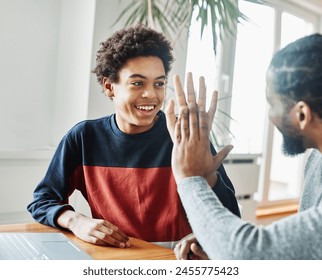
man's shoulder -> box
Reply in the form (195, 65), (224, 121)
(304, 149), (322, 175)
(307, 148), (322, 162)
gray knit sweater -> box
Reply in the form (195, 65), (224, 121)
(177, 149), (322, 259)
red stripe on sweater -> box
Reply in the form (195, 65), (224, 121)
(79, 166), (191, 242)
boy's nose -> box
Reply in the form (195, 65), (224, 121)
(142, 86), (157, 98)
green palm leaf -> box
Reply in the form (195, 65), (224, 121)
(113, 0), (265, 54)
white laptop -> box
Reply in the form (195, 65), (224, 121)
(0, 232), (93, 260)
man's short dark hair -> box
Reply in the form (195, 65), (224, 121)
(268, 33), (322, 118)
(93, 24), (174, 85)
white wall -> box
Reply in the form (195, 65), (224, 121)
(0, 0), (97, 223)
(52, 0), (96, 144)
(0, 0), (97, 149)
(0, 0), (61, 150)
(87, 0), (127, 120)
(0, 150), (53, 223)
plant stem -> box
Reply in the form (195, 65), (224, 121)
(147, 0), (155, 29)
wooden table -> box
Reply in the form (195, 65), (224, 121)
(0, 223), (176, 260)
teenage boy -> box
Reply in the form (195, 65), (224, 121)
(28, 24), (240, 249)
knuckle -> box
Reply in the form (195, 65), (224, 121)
(180, 106), (189, 115)
(188, 103), (197, 111)
(182, 239), (189, 246)
(200, 124), (209, 130)
(199, 111), (208, 118)
(183, 124), (189, 130)
(190, 121), (198, 128)
(91, 237), (103, 245)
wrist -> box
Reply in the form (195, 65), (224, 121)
(205, 172), (218, 188)
(56, 209), (80, 231)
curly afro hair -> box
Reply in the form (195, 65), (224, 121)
(93, 24), (174, 85)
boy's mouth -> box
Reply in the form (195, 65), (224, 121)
(135, 105), (156, 111)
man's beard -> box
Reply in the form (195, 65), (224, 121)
(281, 134), (306, 156)
(279, 114), (306, 156)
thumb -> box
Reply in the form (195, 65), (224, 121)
(213, 145), (234, 169)
(165, 99), (176, 142)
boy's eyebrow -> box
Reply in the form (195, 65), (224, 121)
(129, 74), (166, 80)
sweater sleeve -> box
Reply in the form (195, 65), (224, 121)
(210, 144), (241, 217)
(27, 133), (80, 228)
(177, 176), (322, 259)
(212, 171), (241, 217)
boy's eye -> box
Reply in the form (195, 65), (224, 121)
(131, 81), (143, 86)
(129, 80), (166, 87)
(155, 81), (165, 87)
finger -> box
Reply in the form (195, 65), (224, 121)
(190, 243), (208, 259)
(174, 243), (182, 260)
(186, 73), (199, 139)
(186, 72), (197, 108)
(165, 98), (176, 142)
(107, 230), (131, 246)
(179, 242), (191, 260)
(198, 109), (210, 142)
(93, 232), (129, 248)
(207, 90), (218, 132)
(180, 107), (190, 140)
(189, 105), (199, 139)
(102, 221), (129, 241)
(213, 145), (234, 170)
(188, 103), (199, 140)
(94, 230), (130, 248)
(85, 227), (125, 247)
(98, 222), (130, 247)
(198, 76), (206, 112)
(199, 90), (218, 141)
(174, 114), (182, 144)
(173, 74), (188, 110)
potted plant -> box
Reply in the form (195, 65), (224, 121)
(114, 0), (265, 148)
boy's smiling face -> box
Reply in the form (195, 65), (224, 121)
(103, 56), (166, 134)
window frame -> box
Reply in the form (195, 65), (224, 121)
(215, 0), (321, 207)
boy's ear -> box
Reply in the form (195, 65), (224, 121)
(294, 101), (312, 130)
(102, 77), (114, 98)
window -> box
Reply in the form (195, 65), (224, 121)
(229, 1), (274, 154)
(185, 0), (321, 206)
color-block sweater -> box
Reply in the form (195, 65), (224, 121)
(27, 111), (240, 243)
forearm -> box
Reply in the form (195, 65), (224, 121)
(27, 133), (82, 228)
(27, 194), (74, 228)
(211, 172), (240, 217)
(178, 177), (243, 259)
(177, 176), (322, 259)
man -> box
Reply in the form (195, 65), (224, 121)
(27, 24), (240, 249)
(166, 33), (322, 259)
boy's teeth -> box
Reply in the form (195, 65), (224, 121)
(137, 105), (154, 110)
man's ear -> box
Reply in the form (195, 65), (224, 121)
(294, 101), (312, 130)
(102, 77), (114, 99)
